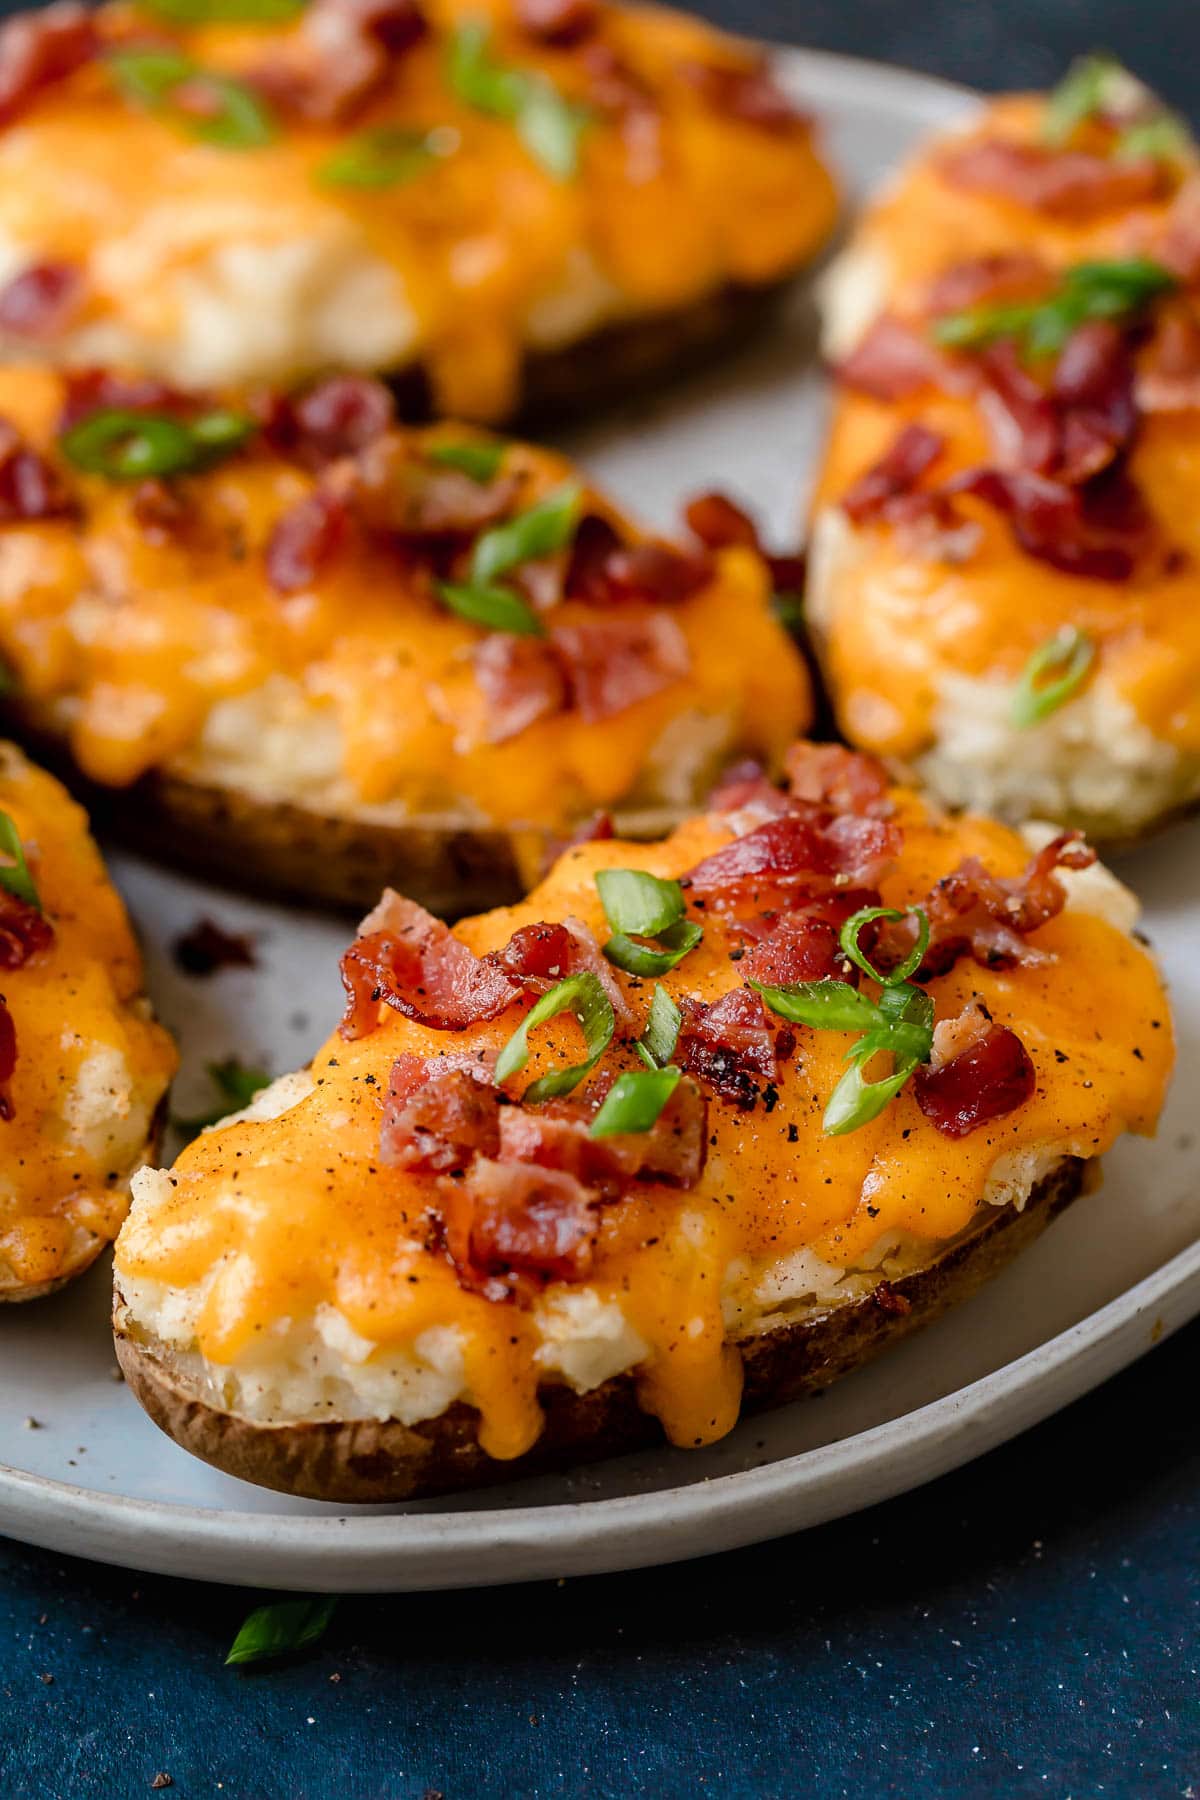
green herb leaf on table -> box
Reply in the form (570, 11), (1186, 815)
(494, 971), (615, 1102)
(174, 1058), (271, 1137)
(1010, 626), (1096, 728)
(931, 258), (1176, 361)
(226, 1596), (338, 1667)
(0, 810), (41, 910)
(589, 1065), (682, 1137)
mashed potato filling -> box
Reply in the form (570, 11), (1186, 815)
(114, 797), (1171, 1454)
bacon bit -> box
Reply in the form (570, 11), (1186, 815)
(559, 915), (634, 1031)
(380, 1056), (501, 1172)
(57, 370), (183, 434)
(353, 433), (517, 539)
(265, 489), (347, 593)
(914, 1007), (1036, 1139)
(782, 743), (892, 817)
(677, 986), (792, 1110)
(678, 56), (801, 132)
(924, 253), (1051, 316)
(0, 997), (15, 1121)
(975, 340), (1060, 474)
(684, 491), (759, 551)
(581, 40), (654, 118)
(0, 445), (70, 524)
(939, 137), (1167, 218)
(440, 1158), (600, 1301)
(1159, 172), (1200, 282)
(840, 423), (946, 524)
(498, 1077), (707, 1192)
(947, 464), (1148, 581)
(339, 890), (517, 1038)
(250, 0), (427, 124)
(0, 2), (96, 128)
(877, 832), (1096, 980)
(130, 478), (189, 544)
(705, 758), (787, 820)
(516, 0), (599, 45)
(873, 1280), (912, 1316)
(272, 376), (395, 468)
(0, 262), (82, 340)
(741, 911), (846, 986)
(473, 634), (566, 744)
(565, 513), (710, 606)
(1137, 302), (1200, 411)
(1051, 321), (1139, 483)
(172, 918), (256, 978)
(835, 315), (959, 402)
(494, 920), (576, 986)
(0, 888), (52, 969)
(683, 809), (901, 913)
(550, 605), (690, 722)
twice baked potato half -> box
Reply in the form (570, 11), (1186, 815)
(112, 743), (1172, 1500)
(0, 741), (175, 1301)
(0, 0), (837, 421)
(810, 60), (1200, 841)
(0, 364), (813, 912)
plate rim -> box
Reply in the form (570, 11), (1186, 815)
(1, 48), (1186, 1592)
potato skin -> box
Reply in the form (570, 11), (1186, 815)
(112, 1157), (1083, 1502)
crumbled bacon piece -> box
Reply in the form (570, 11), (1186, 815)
(339, 890), (517, 1038)
(947, 464), (1148, 581)
(0, 997), (14, 1121)
(975, 340), (1060, 474)
(683, 808), (901, 913)
(57, 370), (183, 433)
(557, 915), (634, 1031)
(353, 433), (517, 539)
(473, 635), (566, 744)
(705, 759), (788, 820)
(0, 417), (70, 525)
(517, 0), (599, 44)
(172, 917), (256, 977)
(924, 254), (1051, 316)
(497, 1076), (707, 1191)
(836, 315), (959, 402)
(683, 491), (759, 551)
(130, 478), (189, 544)
(550, 605), (691, 722)
(270, 376), (395, 468)
(840, 423), (945, 524)
(741, 911), (847, 987)
(565, 513), (710, 606)
(440, 1158), (600, 1301)
(678, 56), (800, 131)
(265, 489), (347, 593)
(877, 832), (1096, 980)
(0, 261), (81, 340)
(1159, 172), (1200, 282)
(494, 921), (576, 986)
(0, 2), (96, 128)
(381, 1056), (501, 1172)
(914, 1006), (1036, 1138)
(581, 39), (655, 118)
(783, 743), (892, 817)
(939, 138), (1167, 218)
(0, 888), (52, 969)
(1137, 302), (1200, 412)
(249, 0), (427, 124)
(676, 985), (792, 1110)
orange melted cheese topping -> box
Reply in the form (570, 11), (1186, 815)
(0, 0), (838, 417)
(812, 93), (1200, 761)
(0, 745), (176, 1289)
(115, 788), (1172, 1457)
(0, 365), (812, 822)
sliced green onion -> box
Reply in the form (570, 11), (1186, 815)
(494, 971), (614, 1102)
(437, 581), (545, 636)
(140, 0), (305, 22)
(226, 1597), (337, 1667)
(1010, 626), (1095, 728)
(823, 1047), (925, 1137)
(174, 1058), (271, 1136)
(589, 1065), (681, 1137)
(604, 919), (703, 978)
(109, 50), (275, 149)
(748, 975), (880, 1034)
(429, 440), (507, 483)
(839, 905), (930, 988)
(873, 980), (935, 1066)
(1116, 113), (1194, 161)
(636, 984), (682, 1070)
(318, 126), (446, 190)
(446, 18), (589, 180)
(0, 810), (40, 910)
(932, 257), (1175, 360)
(1042, 52), (1125, 146)
(61, 408), (253, 481)
(595, 868), (685, 938)
(470, 482), (582, 588)
(772, 592), (805, 632)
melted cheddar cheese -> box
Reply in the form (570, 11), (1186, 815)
(0, 0), (837, 415)
(0, 744), (176, 1293)
(115, 786), (1172, 1457)
(0, 365), (812, 826)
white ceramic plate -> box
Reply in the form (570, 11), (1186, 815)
(3, 50), (1199, 1594)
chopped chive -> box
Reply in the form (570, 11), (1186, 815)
(1010, 626), (1095, 727)
(635, 984), (682, 1069)
(1042, 52), (1126, 146)
(838, 905), (930, 988)
(318, 126), (445, 190)
(494, 971), (614, 1102)
(437, 581), (545, 636)
(753, 975), (934, 1135)
(603, 919), (704, 978)
(446, 18), (589, 180)
(589, 1065), (681, 1137)
(469, 482), (582, 588)
(61, 407), (253, 480)
(109, 50), (275, 149)
(140, 0), (305, 20)
(932, 257), (1175, 360)
(0, 810), (40, 910)
(595, 868), (686, 938)
(429, 440), (507, 483)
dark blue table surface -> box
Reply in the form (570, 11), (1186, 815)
(4, 4), (1200, 1796)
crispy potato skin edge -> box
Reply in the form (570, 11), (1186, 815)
(112, 1156), (1084, 1502)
